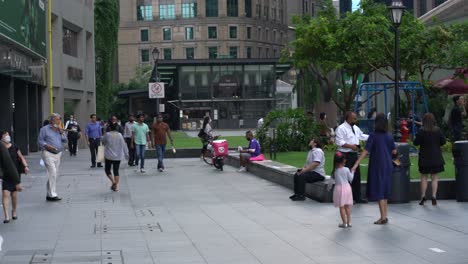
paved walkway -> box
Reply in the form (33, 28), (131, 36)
(1, 151), (468, 264)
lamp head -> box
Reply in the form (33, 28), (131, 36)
(152, 48), (160, 62)
(388, 0), (405, 27)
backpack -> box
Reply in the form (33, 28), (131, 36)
(197, 128), (206, 138)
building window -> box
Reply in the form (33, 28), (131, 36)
(137, 0), (153, 21)
(185, 27), (194, 40)
(227, 0), (238, 17)
(63, 27), (78, 57)
(208, 47), (218, 59)
(256, 3), (261, 17)
(265, 48), (269, 58)
(163, 48), (172, 60)
(229, 26), (237, 39)
(280, 32), (284, 43)
(263, 5), (269, 19)
(186, 47), (195, 59)
(257, 47), (262, 58)
(140, 49), (150, 62)
(435, 0), (446, 7)
(140, 29), (149, 42)
(182, 0), (197, 18)
(311, 3), (315, 16)
(418, 0), (426, 16)
(246, 47), (252, 58)
(206, 0), (218, 17)
(208, 26), (217, 39)
(257, 27), (261, 40)
(229, 47), (238, 59)
(160, 0), (175, 20)
(272, 7), (276, 20)
(246, 27), (251, 39)
(273, 31), (276, 42)
(245, 0), (252, 17)
(279, 9), (284, 22)
(265, 29), (269, 41)
(273, 49), (277, 58)
(163, 28), (172, 40)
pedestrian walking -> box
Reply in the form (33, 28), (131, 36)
(131, 113), (151, 173)
(123, 114), (136, 166)
(331, 151), (354, 228)
(38, 113), (68, 202)
(106, 115), (123, 134)
(200, 116), (213, 159)
(352, 113), (396, 225)
(449, 95), (466, 142)
(1, 132), (27, 223)
(151, 114), (174, 172)
(85, 114), (103, 168)
(102, 123), (128, 192)
(289, 138), (325, 201)
(66, 115), (81, 156)
(413, 113), (446, 206)
(335, 111), (369, 203)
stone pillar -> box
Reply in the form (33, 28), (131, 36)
(14, 80), (29, 154)
(28, 84), (40, 152)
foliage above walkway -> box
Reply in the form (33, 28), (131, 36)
(95, 0), (119, 118)
(287, 0), (468, 113)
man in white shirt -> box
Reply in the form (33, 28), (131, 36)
(123, 114), (136, 166)
(335, 111), (369, 203)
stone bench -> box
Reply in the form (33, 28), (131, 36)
(225, 152), (333, 203)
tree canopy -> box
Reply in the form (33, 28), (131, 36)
(287, 0), (468, 113)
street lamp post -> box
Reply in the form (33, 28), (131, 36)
(150, 48), (161, 115)
(389, 0), (405, 142)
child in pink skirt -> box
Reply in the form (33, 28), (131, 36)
(332, 151), (354, 228)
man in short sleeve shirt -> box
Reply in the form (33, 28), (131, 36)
(238, 131), (261, 172)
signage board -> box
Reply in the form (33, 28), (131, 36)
(148, 82), (165, 98)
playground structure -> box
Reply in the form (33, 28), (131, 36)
(353, 82), (429, 140)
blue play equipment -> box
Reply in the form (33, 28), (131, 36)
(353, 82), (429, 137)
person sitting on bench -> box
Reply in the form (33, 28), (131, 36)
(289, 138), (326, 201)
(238, 131), (261, 172)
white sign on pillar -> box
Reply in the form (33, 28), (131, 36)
(159, 104), (165, 113)
(148, 82), (165, 98)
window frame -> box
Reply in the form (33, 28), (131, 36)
(140, 48), (150, 63)
(229, 26), (238, 39)
(185, 27), (194, 40)
(227, 0), (238, 17)
(140, 28), (149, 42)
(208, 26), (218, 39)
(186, 47), (195, 59)
(163, 48), (172, 60)
(163, 27), (172, 41)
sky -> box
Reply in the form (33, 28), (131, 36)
(352, 0), (361, 11)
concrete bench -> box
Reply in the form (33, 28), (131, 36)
(225, 152), (333, 203)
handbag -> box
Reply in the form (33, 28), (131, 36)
(96, 145), (105, 163)
(197, 128), (206, 138)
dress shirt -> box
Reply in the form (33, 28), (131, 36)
(335, 122), (369, 152)
(38, 125), (68, 151)
(86, 122), (102, 139)
(123, 121), (134, 138)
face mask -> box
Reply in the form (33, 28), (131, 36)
(2, 136), (11, 143)
(53, 124), (59, 128)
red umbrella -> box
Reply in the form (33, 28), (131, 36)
(435, 68), (468, 95)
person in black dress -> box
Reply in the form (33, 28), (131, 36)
(1, 131), (26, 223)
(413, 113), (446, 206)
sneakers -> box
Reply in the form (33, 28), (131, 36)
(140, 169), (146, 173)
(238, 167), (247, 172)
(338, 223), (348, 228)
(158, 168), (164, 172)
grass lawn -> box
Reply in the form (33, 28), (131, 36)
(274, 151), (455, 180)
(171, 131), (247, 149)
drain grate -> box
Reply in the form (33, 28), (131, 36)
(136, 209), (155, 217)
(95, 223), (162, 234)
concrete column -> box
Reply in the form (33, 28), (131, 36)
(0, 76), (14, 133)
(14, 81), (29, 154)
(239, 0), (245, 17)
(28, 84), (40, 152)
(198, 0), (206, 17)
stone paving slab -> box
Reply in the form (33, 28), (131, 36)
(0, 151), (467, 263)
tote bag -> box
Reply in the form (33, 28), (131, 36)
(96, 145), (105, 163)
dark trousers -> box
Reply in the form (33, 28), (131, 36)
(105, 159), (121, 176)
(125, 138), (135, 165)
(293, 171), (325, 196)
(89, 138), (101, 166)
(68, 135), (78, 155)
(453, 126), (462, 142)
(344, 152), (362, 201)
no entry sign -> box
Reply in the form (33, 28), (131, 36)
(148, 82), (165, 98)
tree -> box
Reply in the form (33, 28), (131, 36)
(95, 0), (119, 118)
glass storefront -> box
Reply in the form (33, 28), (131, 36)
(178, 63), (277, 129)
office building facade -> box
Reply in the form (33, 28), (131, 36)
(118, 0), (290, 129)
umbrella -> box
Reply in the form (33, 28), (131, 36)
(435, 68), (468, 95)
